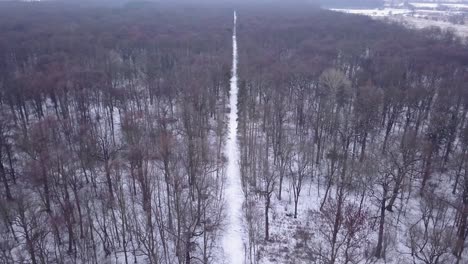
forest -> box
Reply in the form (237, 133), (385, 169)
(237, 5), (468, 264)
(0, 2), (232, 263)
(0, 1), (468, 264)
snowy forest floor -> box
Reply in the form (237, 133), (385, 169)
(256, 169), (465, 264)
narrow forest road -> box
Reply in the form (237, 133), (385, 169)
(222, 11), (246, 264)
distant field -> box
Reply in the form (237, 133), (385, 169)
(331, 5), (468, 37)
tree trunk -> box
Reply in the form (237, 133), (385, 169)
(163, 158), (174, 231)
(294, 194), (299, 219)
(386, 172), (404, 212)
(421, 146), (434, 195)
(382, 108), (397, 153)
(359, 131), (367, 162)
(453, 149), (466, 194)
(41, 163), (51, 212)
(265, 194), (270, 241)
(278, 173), (283, 201)
(375, 186), (387, 258)
(454, 165), (468, 260)
(329, 186), (344, 264)
(104, 159), (114, 202)
(0, 160), (12, 200)
(185, 232), (191, 264)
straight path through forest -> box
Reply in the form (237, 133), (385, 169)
(222, 11), (246, 264)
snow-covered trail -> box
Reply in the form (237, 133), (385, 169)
(222, 11), (246, 264)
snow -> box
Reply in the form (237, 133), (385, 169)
(392, 15), (468, 36)
(331, 6), (468, 38)
(444, 3), (468, 9)
(331, 8), (412, 17)
(410, 2), (468, 9)
(256, 167), (463, 263)
(410, 2), (440, 8)
(222, 11), (246, 264)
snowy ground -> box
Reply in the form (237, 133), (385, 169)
(257, 172), (463, 263)
(331, 7), (468, 37)
(411, 2), (468, 10)
(331, 8), (412, 17)
(222, 11), (247, 264)
(389, 15), (468, 36)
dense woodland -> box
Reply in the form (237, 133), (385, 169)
(1, 1), (468, 264)
(237, 6), (468, 264)
(0, 2), (232, 264)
